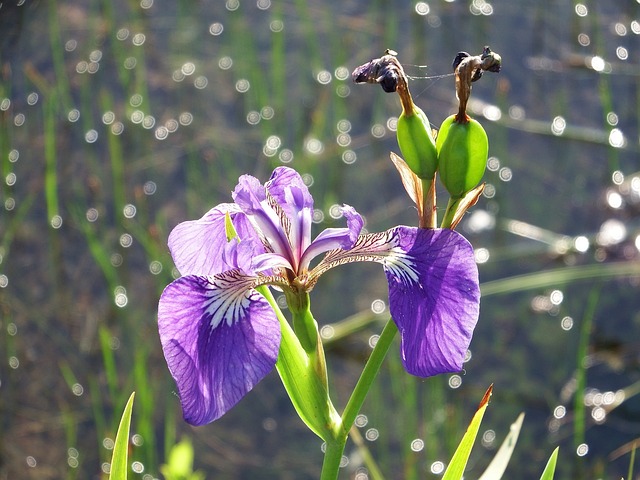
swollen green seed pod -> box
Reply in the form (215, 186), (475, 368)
(436, 115), (488, 199)
(396, 104), (438, 179)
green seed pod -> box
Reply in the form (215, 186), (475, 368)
(396, 104), (438, 179)
(436, 115), (488, 199)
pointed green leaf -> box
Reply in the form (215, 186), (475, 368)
(443, 385), (493, 480)
(109, 392), (135, 480)
(224, 211), (238, 242)
(478, 412), (525, 480)
(539, 447), (559, 480)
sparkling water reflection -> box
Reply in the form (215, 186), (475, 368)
(2, 1), (640, 478)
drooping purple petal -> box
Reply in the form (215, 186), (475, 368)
(315, 227), (480, 377)
(158, 273), (280, 425)
(168, 204), (261, 276)
(298, 205), (364, 271)
(383, 227), (479, 376)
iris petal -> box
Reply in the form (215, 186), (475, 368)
(266, 167), (314, 259)
(383, 228), (479, 376)
(299, 205), (363, 271)
(168, 204), (259, 275)
(233, 174), (293, 263)
(158, 273), (280, 425)
(316, 227), (479, 377)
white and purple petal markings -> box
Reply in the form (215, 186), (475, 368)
(202, 270), (261, 329)
(158, 274), (280, 425)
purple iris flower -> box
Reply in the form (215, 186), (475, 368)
(158, 166), (480, 426)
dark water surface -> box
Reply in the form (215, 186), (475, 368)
(1, 1), (640, 478)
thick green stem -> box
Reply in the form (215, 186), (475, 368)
(319, 318), (398, 479)
(341, 319), (398, 433)
(320, 440), (345, 480)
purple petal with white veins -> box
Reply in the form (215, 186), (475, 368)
(299, 205), (364, 271)
(315, 227), (479, 377)
(158, 273), (280, 425)
(168, 204), (260, 276)
(383, 227), (480, 377)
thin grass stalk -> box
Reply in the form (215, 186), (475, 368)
(101, 90), (127, 217)
(588, 3), (618, 173)
(0, 192), (36, 254)
(401, 376), (419, 479)
(423, 375), (447, 471)
(99, 0), (135, 91)
(47, 1), (72, 111)
(573, 286), (600, 476)
(628, 442), (637, 480)
(88, 377), (109, 463)
(269, 2), (286, 120)
(0, 91), (10, 197)
(75, 213), (121, 291)
(480, 262), (640, 297)
(43, 96), (59, 224)
(61, 406), (79, 480)
(99, 325), (120, 405)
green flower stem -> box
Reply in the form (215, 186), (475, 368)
(258, 285), (398, 479)
(341, 318), (398, 439)
(440, 196), (462, 229)
(320, 318), (399, 480)
(320, 440), (346, 480)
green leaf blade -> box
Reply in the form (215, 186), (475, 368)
(109, 392), (136, 480)
(539, 447), (559, 480)
(478, 412), (525, 480)
(443, 385), (493, 480)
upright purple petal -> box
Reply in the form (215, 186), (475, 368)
(233, 174), (293, 264)
(266, 167), (314, 260)
(158, 273), (280, 425)
(168, 204), (261, 276)
(384, 227), (479, 377)
(266, 167), (314, 215)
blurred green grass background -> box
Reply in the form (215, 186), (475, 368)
(1, 1), (640, 478)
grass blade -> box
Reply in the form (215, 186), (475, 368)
(628, 442), (637, 480)
(477, 412), (525, 480)
(109, 392), (136, 480)
(442, 385), (493, 480)
(480, 262), (640, 297)
(539, 447), (559, 480)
